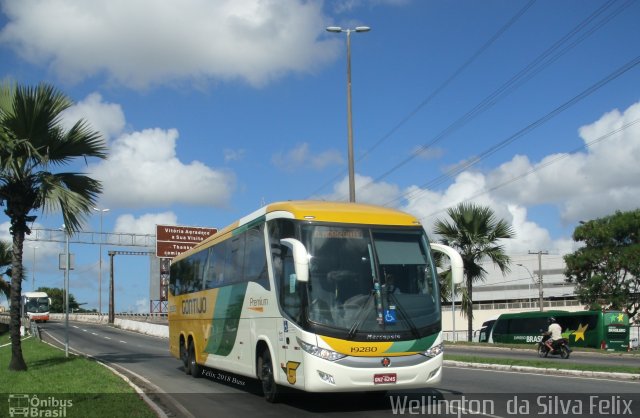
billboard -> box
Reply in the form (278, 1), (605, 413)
(155, 224), (217, 258)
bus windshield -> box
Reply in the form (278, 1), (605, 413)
(25, 297), (50, 313)
(301, 225), (440, 336)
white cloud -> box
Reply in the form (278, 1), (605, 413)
(272, 142), (343, 172)
(316, 173), (401, 206)
(89, 127), (235, 208)
(0, 0), (338, 89)
(114, 212), (178, 236)
(402, 171), (507, 233)
(61, 93), (126, 141)
(224, 148), (245, 163)
(393, 101), (640, 255)
(487, 101), (640, 223)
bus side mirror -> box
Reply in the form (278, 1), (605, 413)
(280, 238), (309, 283)
(430, 243), (464, 285)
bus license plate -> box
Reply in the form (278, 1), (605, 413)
(373, 373), (397, 384)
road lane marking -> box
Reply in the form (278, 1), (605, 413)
(120, 340), (127, 344)
(104, 337), (111, 340)
(91, 332), (98, 336)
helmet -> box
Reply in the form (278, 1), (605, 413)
(548, 317), (556, 324)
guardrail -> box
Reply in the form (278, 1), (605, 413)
(48, 313), (168, 338)
(48, 312), (168, 324)
(445, 298), (582, 311)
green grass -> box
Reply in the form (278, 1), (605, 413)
(445, 353), (640, 375)
(0, 335), (157, 417)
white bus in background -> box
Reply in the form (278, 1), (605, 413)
(21, 291), (51, 322)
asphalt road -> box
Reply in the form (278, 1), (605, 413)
(39, 320), (640, 418)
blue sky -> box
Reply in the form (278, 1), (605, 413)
(1, 0), (639, 312)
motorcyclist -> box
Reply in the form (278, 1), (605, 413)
(545, 317), (562, 352)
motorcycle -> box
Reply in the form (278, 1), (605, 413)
(537, 333), (571, 359)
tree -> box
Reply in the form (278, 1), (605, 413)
(434, 202), (514, 341)
(36, 286), (80, 313)
(0, 82), (107, 371)
(0, 240), (11, 303)
(564, 209), (640, 322)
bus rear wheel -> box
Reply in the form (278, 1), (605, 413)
(259, 350), (281, 403)
(188, 342), (202, 378)
(180, 342), (189, 374)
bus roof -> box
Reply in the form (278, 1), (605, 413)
(496, 310), (625, 320)
(264, 200), (420, 226)
(22, 292), (49, 298)
(173, 200), (422, 262)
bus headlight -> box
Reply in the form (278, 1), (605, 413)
(421, 342), (444, 358)
(297, 338), (346, 361)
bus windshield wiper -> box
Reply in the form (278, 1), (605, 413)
(387, 291), (420, 339)
(347, 291), (374, 339)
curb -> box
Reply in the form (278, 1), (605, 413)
(444, 360), (640, 381)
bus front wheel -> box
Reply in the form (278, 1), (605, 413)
(259, 350), (281, 403)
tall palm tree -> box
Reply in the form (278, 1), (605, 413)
(0, 82), (107, 371)
(0, 240), (11, 303)
(434, 202), (514, 341)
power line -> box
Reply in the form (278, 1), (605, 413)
(417, 118), (640, 219)
(307, 0), (537, 198)
(360, 0), (631, 198)
(388, 54), (640, 207)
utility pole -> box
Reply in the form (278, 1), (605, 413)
(529, 250), (549, 311)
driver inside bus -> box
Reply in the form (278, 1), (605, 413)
(545, 317), (562, 351)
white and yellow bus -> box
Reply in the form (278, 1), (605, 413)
(168, 200), (462, 402)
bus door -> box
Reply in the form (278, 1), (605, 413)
(278, 247), (305, 390)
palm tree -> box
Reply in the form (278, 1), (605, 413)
(0, 240), (11, 303)
(0, 82), (107, 371)
(434, 202), (514, 341)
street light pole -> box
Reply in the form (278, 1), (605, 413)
(63, 225), (70, 358)
(517, 264), (539, 311)
(31, 246), (38, 291)
(93, 207), (109, 315)
(326, 25), (370, 202)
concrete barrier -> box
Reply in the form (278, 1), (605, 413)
(49, 313), (169, 339)
(113, 318), (168, 339)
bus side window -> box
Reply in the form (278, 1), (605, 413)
(169, 261), (182, 295)
(225, 235), (245, 284)
(204, 242), (227, 289)
(244, 224), (270, 289)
